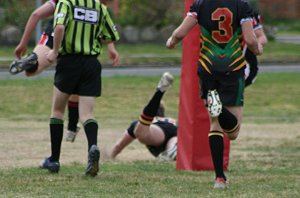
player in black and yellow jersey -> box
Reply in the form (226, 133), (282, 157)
(43, 0), (119, 177)
(166, 0), (263, 189)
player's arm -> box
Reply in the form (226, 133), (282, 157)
(15, 2), (54, 58)
(242, 21), (263, 56)
(106, 42), (120, 66)
(255, 28), (268, 47)
(110, 131), (135, 159)
(100, 6), (120, 43)
(166, 16), (198, 49)
(47, 24), (64, 63)
(47, 1), (68, 62)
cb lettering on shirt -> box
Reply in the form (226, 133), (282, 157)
(74, 7), (98, 24)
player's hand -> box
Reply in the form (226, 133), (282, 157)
(14, 44), (27, 59)
(107, 43), (120, 66)
(257, 43), (264, 56)
(166, 37), (176, 49)
(109, 50), (120, 66)
(46, 50), (58, 63)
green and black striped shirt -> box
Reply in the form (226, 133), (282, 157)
(54, 0), (119, 55)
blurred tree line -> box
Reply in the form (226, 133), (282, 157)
(0, 0), (35, 30)
(117, 0), (183, 28)
(0, 0), (184, 31)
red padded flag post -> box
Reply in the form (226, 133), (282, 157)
(176, 0), (230, 171)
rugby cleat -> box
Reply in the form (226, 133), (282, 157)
(157, 72), (174, 92)
(213, 177), (228, 189)
(65, 126), (80, 143)
(157, 143), (177, 161)
(9, 52), (38, 75)
(40, 157), (60, 173)
(85, 145), (100, 177)
(207, 90), (222, 117)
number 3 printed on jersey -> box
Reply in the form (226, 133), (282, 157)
(212, 8), (233, 43)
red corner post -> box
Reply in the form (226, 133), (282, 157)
(176, 0), (230, 171)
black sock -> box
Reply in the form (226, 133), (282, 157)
(84, 119), (98, 150)
(142, 90), (164, 117)
(209, 131), (226, 180)
(24, 52), (38, 73)
(218, 107), (238, 133)
(49, 118), (64, 162)
(67, 101), (79, 132)
(25, 63), (38, 73)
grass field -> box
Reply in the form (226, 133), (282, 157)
(1, 40), (300, 68)
(0, 73), (300, 197)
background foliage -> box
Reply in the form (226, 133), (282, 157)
(117, 0), (183, 28)
(0, 0), (35, 30)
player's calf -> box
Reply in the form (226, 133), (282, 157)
(218, 107), (240, 140)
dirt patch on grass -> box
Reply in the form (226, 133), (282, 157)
(0, 119), (299, 169)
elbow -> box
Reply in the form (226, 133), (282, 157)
(31, 10), (43, 20)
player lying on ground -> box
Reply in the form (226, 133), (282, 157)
(109, 72), (178, 161)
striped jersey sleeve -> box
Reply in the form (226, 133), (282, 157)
(99, 5), (119, 42)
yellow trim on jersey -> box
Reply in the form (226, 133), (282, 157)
(201, 35), (216, 47)
(230, 48), (240, 58)
(202, 45), (214, 56)
(231, 39), (239, 48)
(232, 60), (246, 71)
(200, 54), (213, 65)
(199, 59), (211, 74)
(229, 54), (244, 67)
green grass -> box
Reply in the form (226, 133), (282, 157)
(1, 73), (300, 125)
(258, 41), (300, 64)
(1, 40), (300, 68)
(267, 19), (300, 34)
(244, 73), (300, 123)
(0, 73), (300, 197)
(0, 160), (299, 197)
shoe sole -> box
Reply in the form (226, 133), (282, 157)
(85, 146), (100, 177)
(65, 127), (80, 143)
(207, 90), (222, 117)
(9, 61), (24, 75)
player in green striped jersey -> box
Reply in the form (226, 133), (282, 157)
(42, 0), (120, 176)
(166, 0), (263, 189)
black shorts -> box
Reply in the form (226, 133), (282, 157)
(198, 68), (245, 106)
(126, 120), (177, 157)
(54, 54), (102, 96)
(147, 121), (177, 157)
(245, 49), (258, 87)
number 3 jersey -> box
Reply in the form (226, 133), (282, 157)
(188, 0), (253, 73)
